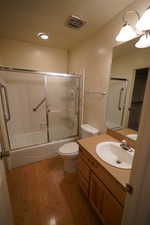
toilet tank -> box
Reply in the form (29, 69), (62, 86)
(80, 124), (99, 138)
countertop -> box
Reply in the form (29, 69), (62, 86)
(78, 134), (131, 188)
(117, 128), (137, 136)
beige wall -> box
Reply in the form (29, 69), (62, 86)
(112, 47), (150, 80)
(0, 39), (73, 147)
(0, 39), (68, 73)
(0, 0), (149, 134)
(69, 0), (150, 132)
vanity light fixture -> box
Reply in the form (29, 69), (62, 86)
(116, 8), (150, 48)
(116, 11), (139, 42)
(37, 33), (49, 40)
(136, 7), (150, 31)
(135, 32), (150, 48)
(116, 24), (137, 42)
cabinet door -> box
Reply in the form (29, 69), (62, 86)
(78, 172), (89, 197)
(78, 157), (90, 182)
(102, 188), (123, 225)
(89, 173), (105, 216)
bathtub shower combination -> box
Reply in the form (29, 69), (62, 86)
(0, 66), (81, 168)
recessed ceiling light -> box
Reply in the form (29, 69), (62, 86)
(37, 33), (48, 40)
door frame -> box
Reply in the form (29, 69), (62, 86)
(127, 67), (149, 130)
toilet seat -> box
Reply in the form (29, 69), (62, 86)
(59, 142), (79, 156)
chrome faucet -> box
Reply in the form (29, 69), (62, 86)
(120, 140), (132, 151)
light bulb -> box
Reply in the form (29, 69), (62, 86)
(116, 24), (137, 42)
(135, 33), (150, 48)
(37, 33), (49, 40)
(136, 7), (150, 31)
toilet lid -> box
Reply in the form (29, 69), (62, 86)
(81, 124), (99, 134)
(59, 142), (79, 155)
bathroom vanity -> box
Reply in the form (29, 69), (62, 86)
(78, 134), (131, 225)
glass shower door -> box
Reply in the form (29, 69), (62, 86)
(0, 71), (48, 149)
(46, 76), (79, 141)
(106, 78), (128, 129)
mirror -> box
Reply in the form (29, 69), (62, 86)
(106, 37), (150, 142)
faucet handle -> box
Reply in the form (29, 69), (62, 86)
(120, 139), (132, 151)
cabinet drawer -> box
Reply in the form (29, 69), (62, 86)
(102, 188), (123, 225)
(79, 147), (98, 170)
(78, 172), (89, 198)
(78, 157), (90, 182)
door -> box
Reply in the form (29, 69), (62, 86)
(128, 68), (149, 131)
(0, 144), (13, 225)
(106, 78), (128, 129)
(46, 75), (79, 141)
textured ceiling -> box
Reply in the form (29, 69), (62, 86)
(0, 0), (134, 49)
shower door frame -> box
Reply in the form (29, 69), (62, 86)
(0, 65), (81, 151)
(107, 77), (128, 129)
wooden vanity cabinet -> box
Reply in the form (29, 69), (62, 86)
(78, 157), (90, 197)
(78, 147), (125, 225)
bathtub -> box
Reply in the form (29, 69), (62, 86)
(10, 131), (48, 149)
(10, 133), (78, 169)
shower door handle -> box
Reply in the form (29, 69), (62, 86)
(75, 90), (79, 114)
(0, 85), (11, 122)
(118, 88), (124, 111)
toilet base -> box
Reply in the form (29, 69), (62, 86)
(64, 158), (77, 173)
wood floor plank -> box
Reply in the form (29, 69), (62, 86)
(7, 157), (102, 225)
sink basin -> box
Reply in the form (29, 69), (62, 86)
(96, 141), (134, 169)
(126, 134), (138, 141)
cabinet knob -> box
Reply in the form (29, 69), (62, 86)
(126, 183), (133, 194)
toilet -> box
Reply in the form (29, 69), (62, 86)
(59, 124), (99, 173)
(80, 124), (99, 138)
